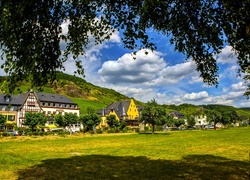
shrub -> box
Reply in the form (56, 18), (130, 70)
(1, 132), (8, 137)
(96, 129), (103, 134)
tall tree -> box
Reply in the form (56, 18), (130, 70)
(54, 114), (65, 128)
(0, 114), (6, 128)
(106, 114), (119, 128)
(79, 107), (101, 132)
(140, 99), (166, 134)
(23, 112), (47, 131)
(206, 110), (222, 129)
(1, 1), (250, 94)
(63, 113), (78, 128)
(186, 115), (196, 127)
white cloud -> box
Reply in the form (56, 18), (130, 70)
(183, 91), (209, 101)
(231, 82), (248, 91)
(98, 49), (166, 84)
(215, 46), (238, 64)
(145, 60), (198, 86)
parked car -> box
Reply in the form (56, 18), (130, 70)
(205, 125), (215, 130)
(170, 127), (182, 131)
(6, 130), (19, 136)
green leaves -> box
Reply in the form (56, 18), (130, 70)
(54, 113), (78, 128)
(1, 0), (250, 94)
(0, 114), (6, 126)
(23, 112), (47, 131)
(106, 114), (119, 128)
(140, 99), (166, 133)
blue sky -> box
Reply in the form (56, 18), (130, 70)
(1, 23), (249, 108)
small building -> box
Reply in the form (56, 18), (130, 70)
(169, 112), (184, 119)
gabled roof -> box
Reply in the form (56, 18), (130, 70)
(0, 91), (76, 107)
(169, 111), (184, 118)
(106, 100), (131, 118)
(97, 108), (116, 116)
(35, 92), (76, 104)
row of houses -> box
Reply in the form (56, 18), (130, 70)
(0, 90), (142, 131)
(0, 90), (210, 131)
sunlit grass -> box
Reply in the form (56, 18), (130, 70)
(0, 128), (249, 179)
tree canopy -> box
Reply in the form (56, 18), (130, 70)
(54, 113), (78, 128)
(0, 114), (6, 127)
(1, 1), (250, 94)
(79, 107), (101, 132)
(140, 99), (166, 134)
(23, 112), (47, 131)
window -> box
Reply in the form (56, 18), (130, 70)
(27, 101), (35, 106)
(8, 115), (15, 121)
(2, 106), (6, 110)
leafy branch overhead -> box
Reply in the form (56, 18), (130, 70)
(0, 1), (250, 94)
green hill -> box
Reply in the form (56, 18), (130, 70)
(0, 72), (249, 119)
(0, 72), (144, 114)
(165, 103), (250, 120)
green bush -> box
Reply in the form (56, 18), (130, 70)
(135, 128), (139, 133)
(1, 132), (8, 137)
(96, 129), (103, 134)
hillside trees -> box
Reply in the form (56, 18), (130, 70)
(140, 99), (166, 134)
(1, 1), (250, 94)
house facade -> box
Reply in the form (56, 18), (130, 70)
(98, 99), (140, 127)
(97, 108), (120, 128)
(194, 115), (209, 127)
(0, 90), (80, 130)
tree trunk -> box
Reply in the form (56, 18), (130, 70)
(152, 123), (155, 134)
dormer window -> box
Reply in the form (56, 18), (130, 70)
(4, 95), (11, 102)
(2, 106), (6, 110)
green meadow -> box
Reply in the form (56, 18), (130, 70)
(0, 128), (249, 179)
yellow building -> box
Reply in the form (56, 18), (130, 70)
(97, 108), (120, 128)
(98, 99), (140, 128)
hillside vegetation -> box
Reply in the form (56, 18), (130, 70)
(0, 72), (249, 118)
(0, 72), (144, 114)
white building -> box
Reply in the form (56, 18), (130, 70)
(194, 115), (209, 127)
(0, 90), (80, 130)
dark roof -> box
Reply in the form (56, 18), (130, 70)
(169, 111), (184, 118)
(0, 92), (76, 107)
(97, 108), (115, 116)
(106, 100), (131, 118)
(0, 93), (28, 105)
(136, 106), (144, 111)
(35, 92), (76, 104)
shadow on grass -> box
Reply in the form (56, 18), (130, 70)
(17, 154), (249, 180)
(138, 132), (171, 135)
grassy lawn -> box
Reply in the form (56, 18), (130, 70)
(0, 128), (249, 179)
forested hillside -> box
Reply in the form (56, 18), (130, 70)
(0, 72), (144, 114)
(0, 72), (249, 118)
(165, 104), (250, 120)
